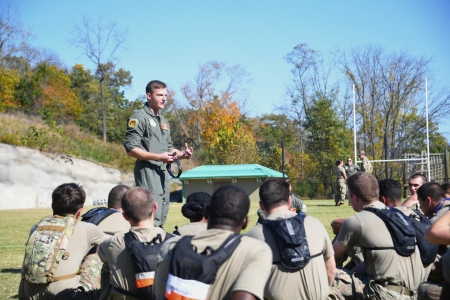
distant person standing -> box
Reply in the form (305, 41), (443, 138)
(124, 80), (193, 227)
(358, 151), (373, 174)
(335, 159), (347, 206)
(343, 157), (360, 177)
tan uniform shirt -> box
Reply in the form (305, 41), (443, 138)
(19, 220), (106, 299)
(429, 202), (450, 224)
(176, 221), (208, 236)
(154, 228), (272, 300)
(98, 226), (168, 298)
(98, 212), (131, 236)
(246, 210), (334, 300)
(336, 201), (426, 290)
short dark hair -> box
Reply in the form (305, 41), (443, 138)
(121, 187), (154, 223)
(336, 159), (343, 166)
(209, 186), (249, 228)
(417, 182), (445, 203)
(259, 178), (290, 211)
(107, 185), (130, 209)
(346, 172), (379, 203)
(182, 192), (211, 222)
(378, 179), (402, 204)
(409, 172), (427, 184)
(145, 80), (167, 94)
(441, 182), (450, 195)
(52, 183), (86, 216)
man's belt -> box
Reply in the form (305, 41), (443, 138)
(382, 284), (415, 297)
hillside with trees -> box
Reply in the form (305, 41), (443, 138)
(1, 4), (448, 198)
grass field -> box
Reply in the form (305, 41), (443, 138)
(0, 199), (354, 299)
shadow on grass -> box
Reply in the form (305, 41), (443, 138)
(1, 268), (21, 274)
(10, 295), (19, 299)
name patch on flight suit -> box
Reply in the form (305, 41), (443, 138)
(128, 119), (138, 128)
(161, 123), (169, 130)
(149, 119), (157, 127)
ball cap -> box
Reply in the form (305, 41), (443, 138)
(358, 151), (366, 155)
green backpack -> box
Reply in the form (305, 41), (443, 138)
(22, 215), (79, 284)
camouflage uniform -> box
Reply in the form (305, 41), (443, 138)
(335, 166), (346, 206)
(333, 269), (417, 299)
(361, 156), (373, 174)
(124, 103), (174, 227)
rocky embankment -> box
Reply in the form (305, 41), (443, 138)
(0, 143), (134, 209)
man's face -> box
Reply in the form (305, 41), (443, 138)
(348, 190), (360, 212)
(418, 197), (432, 216)
(347, 159), (352, 165)
(146, 88), (167, 112)
(408, 177), (423, 195)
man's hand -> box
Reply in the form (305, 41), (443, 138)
(181, 143), (193, 159)
(158, 152), (177, 163)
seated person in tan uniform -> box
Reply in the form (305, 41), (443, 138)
(257, 179), (305, 223)
(97, 184), (131, 235)
(173, 191), (211, 236)
(379, 179), (433, 277)
(154, 185), (272, 300)
(403, 172), (427, 211)
(424, 210), (450, 300)
(333, 173), (427, 299)
(98, 187), (171, 299)
(19, 183), (107, 300)
(81, 184), (131, 297)
(419, 182), (450, 224)
(246, 178), (336, 300)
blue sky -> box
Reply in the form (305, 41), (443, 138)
(13, 0), (450, 138)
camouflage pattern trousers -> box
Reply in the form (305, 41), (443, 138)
(335, 180), (346, 205)
(62, 249), (103, 300)
(332, 269), (417, 300)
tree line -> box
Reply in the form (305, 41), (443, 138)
(1, 5), (448, 197)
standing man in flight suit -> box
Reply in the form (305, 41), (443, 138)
(124, 80), (193, 227)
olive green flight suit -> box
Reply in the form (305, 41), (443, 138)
(124, 103), (173, 226)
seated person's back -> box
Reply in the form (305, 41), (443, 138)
(333, 173), (427, 298)
(174, 191), (210, 236)
(154, 185), (272, 300)
(19, 183), (106, 300)
(247, 178), (336, 300)
(82, 184), (131, 235)
(98, 187), (171, 299)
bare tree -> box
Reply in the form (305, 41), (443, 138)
(69, 16), (127, 142)
(343, 45), (450, 177)
(0, 2), (35, 67)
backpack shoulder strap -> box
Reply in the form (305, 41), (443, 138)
(81, 207), (118, 225)
(362, 207), (416, 256)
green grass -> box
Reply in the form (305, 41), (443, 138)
(0, 200), (354, 299)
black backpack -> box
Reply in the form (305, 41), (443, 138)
(165, 234), (242, 298)
(81, 207), (118, 225)
(122, 231), (174, 300)
(263, 214), (322, 270)
(363, 207), (416, 257)
(409, 210), (439, 265)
